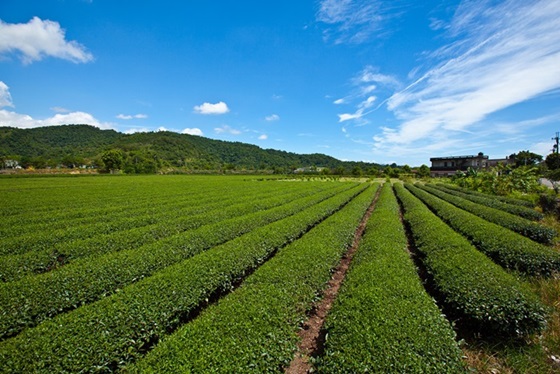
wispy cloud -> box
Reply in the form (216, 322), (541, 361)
(0, 17), (93, 64)
(265, 114), (280, 121)
(116, 113), (148, 120)
(374, 0), (560, 153)
(337, 66), (398, 123)
(214, 125), (241, 135)
(193, 101), (229, 115)
(258, 134), (268, 140)
(317, 0), (401, 44)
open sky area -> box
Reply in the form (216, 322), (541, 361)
(1, 0), (559, 166)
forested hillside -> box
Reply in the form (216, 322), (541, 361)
(0, 125), (379, 173)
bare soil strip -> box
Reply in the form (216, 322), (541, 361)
(285, 186), (381, 374)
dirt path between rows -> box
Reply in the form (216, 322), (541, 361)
(285, 186), (382, 374)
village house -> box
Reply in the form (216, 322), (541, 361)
(429, 152), (515, 177)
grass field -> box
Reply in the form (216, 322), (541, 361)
(0, 175), (558, 373)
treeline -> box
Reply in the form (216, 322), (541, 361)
(0, 125), (428, 175)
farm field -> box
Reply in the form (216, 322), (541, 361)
(0, 175), (559, 373)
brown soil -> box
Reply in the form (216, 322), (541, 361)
(285, 186), (381, 374)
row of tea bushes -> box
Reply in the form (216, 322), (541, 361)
(429, 183), (543, 221)
(318, 183), (465, 373)
(0, 183), (343, 282)
(128, 185), (378, 373)
(438, 183), (535, 207)
(0, 184), (363, 340)
(394, 184), (547, 337)
(416, 184), (556, 244)
(405, 184), (560, 276)
(0, 184), (369, 373)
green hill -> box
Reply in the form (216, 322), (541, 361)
(0, 125), (379, 174)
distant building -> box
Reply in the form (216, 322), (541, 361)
(430, 152), (488, 177)
(430, 152), (517, 177)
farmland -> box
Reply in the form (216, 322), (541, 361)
(0, 175), (559, 373)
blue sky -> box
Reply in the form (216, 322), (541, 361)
(1, 0), (559, 166)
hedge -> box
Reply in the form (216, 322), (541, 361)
(317, 183), (465, 373)
(0, 184), (369, 373)
(416, 183), (556, 244)
(429, 184), (543, 221)
(394, 183), (547, 337)
(405, 184), (560, 276)
(0, 183), (361, 340)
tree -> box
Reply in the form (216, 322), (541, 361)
(402, 164), (412, 174)
(101, 149), (124, 173)
(510, 150), (543, 167)
(545, 153), (560, 171)
(351, 166), (363, 177)
(416, 164), (431, 178)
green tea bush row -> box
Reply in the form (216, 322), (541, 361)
(0, 184), (369, 373)
(0, 181), (298, 251)
(394, 184), (547, 337)
(0, 189), (219, 240)
(318, 183), (465, 373)
(440, 183), (534, 207)
(429, 184), (543, 221)
(129, 184), (378, 373)
(405, 184), (560, 276)
(0, 183), (334, 282)
(0, 184), (364, 340)
(416, 184), (556, 244)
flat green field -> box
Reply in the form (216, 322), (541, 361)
(0, 175), (558, 373)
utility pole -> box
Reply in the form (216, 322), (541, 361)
(553, 132), (560, 154)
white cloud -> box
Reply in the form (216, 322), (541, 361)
(0, 81), (13, 108)
(0, 17), (93, 64)
(317, 0), (387, 44)
(333, 98), (346, 104)
(265, 114), (280, 121)
(116, 113), (148, 120)
(214, 125), (241, 135)
(193, 101), (229, 115)
(338, 96), (376, 122)
(182, 127), (203, 136)
(258, 134), (268, 140)
(375, 0), (560, 151)
(0, 109), (114, 129)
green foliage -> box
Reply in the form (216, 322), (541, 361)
(452, 164), (545, 195)
(417, 184), (556, 244)
(129, 185), (377, 373)
(0, 125), (382, 173)
(100, 149), (124, 172)
(318, 183), (465, 373)
(416, 164), (431, 178)
(394, 184), (547, 337)
(430, 184), (543, 221)
(545, 153), (560, 171)
(438, 183), (534, 207)
(510, 150), (543, 167)
(406, 184), (560, 276)
(0, 183), (368, 372)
